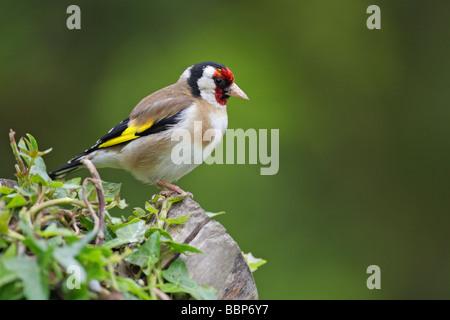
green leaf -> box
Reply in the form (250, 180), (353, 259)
(144, 201), (159, 214)
(25, 133), (38, 151)
(102, 219), (146, 249)
(80, 217), (116, 242)
(37, 223), (77, 239)
(0, 237), (7, 249)
(116, 277), (151, 300)
(164, 240), (202, 254)
(62, 178), (82, 189)
(20, 220), (48, 254)
(0, 186), (14, 195)
(162, 258), (216, 300)
(125, 231), (160, 275)
(145, 228), (172, 241)
(48, 181), (64, 188)
(205, 211), (226, 219)
(102, 181), (122, 202)
(161, 214), (190, 226)
(78, 246), (111, 281)
(0, 259), (19, 288)
(115, 219), (146, 242)
(0, 281), (23, 300)
(17, 139), (31, 165)
(109, 217), (141, 233)
(168, 194), (189, 204)
(5, 194), (27, 208)
(2, 242), (17, 259)
(133, 207), (146, 218)
(54, 179), (81, 198)
(29, 157), (52, 186)
(115, 197), (128, 210)
(0, 209), (11, 234)
(3, 256), (49, 300)
(15, 185), (37, 198)
(52, 230), (97, 284)
(243, 252), (267, 272)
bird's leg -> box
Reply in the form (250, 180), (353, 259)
(156, 179), (193, 198)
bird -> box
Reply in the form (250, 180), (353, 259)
(49, 61), (249, 195)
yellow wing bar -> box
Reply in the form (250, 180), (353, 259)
(98, 120), (154, 149)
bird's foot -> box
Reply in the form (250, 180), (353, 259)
(156, 180), (193, 199)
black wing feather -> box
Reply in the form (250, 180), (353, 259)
(49, 111), (183, 179)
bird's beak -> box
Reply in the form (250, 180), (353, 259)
(228, 83), (249, 100)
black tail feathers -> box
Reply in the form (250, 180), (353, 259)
(48, 159), (83, 180)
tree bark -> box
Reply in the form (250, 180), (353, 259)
(159, 196), (258, 300)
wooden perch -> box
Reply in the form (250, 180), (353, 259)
(0, 179), (18, 190)
(157, 196), (258, 300)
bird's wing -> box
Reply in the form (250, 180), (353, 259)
(73, 97), (194, 160)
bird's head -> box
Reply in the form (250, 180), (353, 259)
(183, 61), (249, 107)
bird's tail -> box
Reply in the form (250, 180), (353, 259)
(48, 158), (83, 180)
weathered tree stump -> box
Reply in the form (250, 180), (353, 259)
(0, 178), (18, 190)
(158, 196), (258, 300)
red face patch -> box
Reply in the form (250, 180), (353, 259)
(213, 67), (235, 83)
(213, 67), (234, 105)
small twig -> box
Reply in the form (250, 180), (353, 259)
(7, 229), (26, 241)
(151, 287), (171, 300)
(70, 207), (81, 235)
(36, 184), (44, 205)
(82, 177), (100, 240)
(28, 197), (87, 218)
(9, 129), (26, 173)
(81, 159), (105, 245)
(59, 209), (81, 235)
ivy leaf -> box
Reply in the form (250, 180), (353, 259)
(62, 178), (82, 189)
(102, 219), (146, 249)
(3, 256), (49, 300)
(161, 214), (190, 226)
(102, 181), (122, 202)
(144, 201), (159, 214)
(5, 194), (27, 209)
(0, 258), (19, 292)
(164, 240), (202, 254)
(116, 277), (151, 300)
(77, 246), (112, 281)
(52, 229), (97, 284)
(161, 258), (216, 300)
(133, 207), (146, 218)
(37, 222), (77, 239)
(0, 209), (11, 235)
(125, 231), (161, 275)
(0, 186), (14, 195)
(80, 217), (116, 242)
(243, 252), (267, 272)
(30, 157), (52, 186)
(145, 228), (172, 241)
(25, 133), (38, 151)
(205, 211), (226, 219)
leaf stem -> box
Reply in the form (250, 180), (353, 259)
(7, 229), (26, 241)
(9, 129), (26, 173)
(81, 159), (105, 246)
(27, 197), (87, 218)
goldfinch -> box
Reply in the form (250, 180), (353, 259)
(49, 61), (249, 194)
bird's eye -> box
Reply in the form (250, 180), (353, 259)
(214, 77), (224, 86)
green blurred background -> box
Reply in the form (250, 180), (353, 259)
(1, 0), (449, 299)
